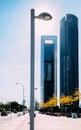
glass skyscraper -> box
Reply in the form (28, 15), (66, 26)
(41, 36), (57, 103)
(60, 14), (79, 97)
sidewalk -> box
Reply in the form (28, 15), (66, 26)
(35, 113), (81, 130)
(17, 113), (81, 130)
(0, 112), (81, 130)
(16, 114), (29, 130)
(0, 113), (29, 130)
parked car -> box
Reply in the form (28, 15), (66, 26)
(34, 113), (36, 117)
(6, 111), (11, 114)
(1, 111), (8, 116)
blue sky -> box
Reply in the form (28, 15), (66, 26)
(0, 0), (81, 107)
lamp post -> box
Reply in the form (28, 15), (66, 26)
(30, 9), (52, 130)
(16, 83), (25, 104)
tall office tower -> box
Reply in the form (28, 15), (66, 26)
(60, 14), (79, 97)
(41, 36), (57, 103)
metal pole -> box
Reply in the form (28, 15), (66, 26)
(30, 9), (35, 130)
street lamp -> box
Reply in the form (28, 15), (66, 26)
(30, 9), (52, 130)
(16, 83), (25, 105)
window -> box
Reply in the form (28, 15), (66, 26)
(47, 63), (51, 81)
(45, 39), (53, 44)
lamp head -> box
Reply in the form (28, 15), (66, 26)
(35, 12), (52, 20)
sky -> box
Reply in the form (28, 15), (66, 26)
(0, 0), (81, 107)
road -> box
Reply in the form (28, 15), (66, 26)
(0, 112), (81, 130)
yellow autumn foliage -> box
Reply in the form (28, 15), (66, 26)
(40, 90), (81, 108)
(59, 95), (73, 105)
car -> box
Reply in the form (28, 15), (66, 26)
(1, 111), (8, 116)
(34, 113), (36, 117)
(6, 111), (11, 114)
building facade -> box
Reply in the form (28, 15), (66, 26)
(60, 14), (79, 97)
(41, 36), (57, 103)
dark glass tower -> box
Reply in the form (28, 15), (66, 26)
(41, 36), (57, 103)
(60, 14), (79, 97)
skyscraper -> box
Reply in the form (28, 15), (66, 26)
(60, 14), (79, 97)
(41, 36), (57, 103)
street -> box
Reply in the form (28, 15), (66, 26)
(0, 112), (81, 130)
